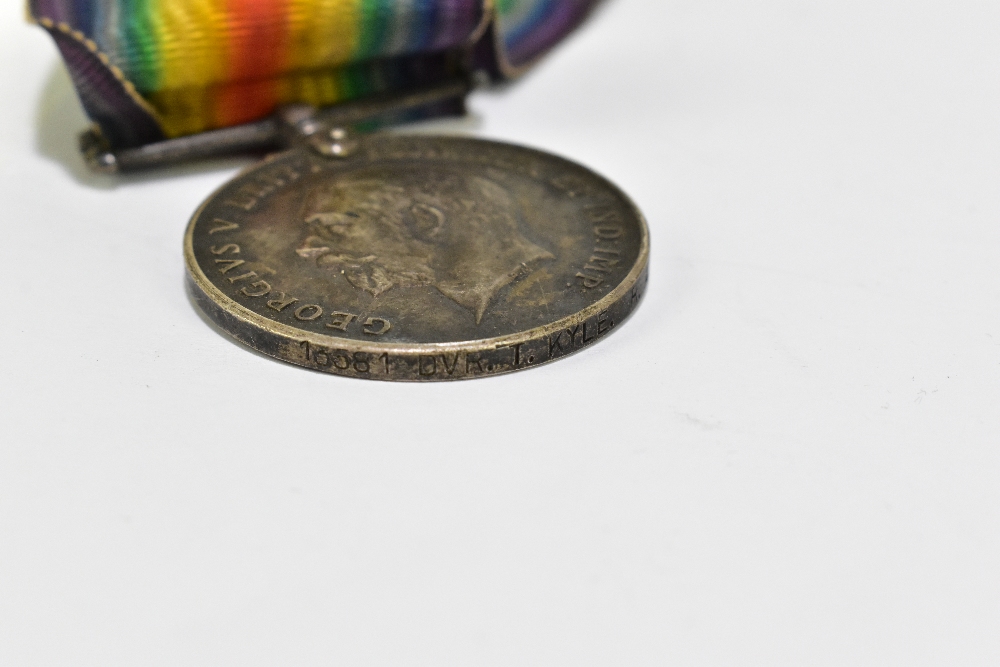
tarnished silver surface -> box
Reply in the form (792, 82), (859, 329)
(184, 134), (649, 381)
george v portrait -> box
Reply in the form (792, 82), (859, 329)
(295, 167), (554, 323)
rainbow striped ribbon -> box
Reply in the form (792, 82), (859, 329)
(30, 0), (599, 149)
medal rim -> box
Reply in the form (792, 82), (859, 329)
(183, 135), (649, 378)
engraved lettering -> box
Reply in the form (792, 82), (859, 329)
(224, 166), (302, 212)
(548, 332), (567, 357)
(585, 208), (622, 224)
(576, 272), (604, 288)
(584, 255), (619, 273)
(378, 352), (390, 374)
(224, 194), (257, 211)
(440, 353), (460, 375)
(352, 352), (370, 373)
(266, 293), (298, 311)
(241, 183), (270, 200)
(583, 320), (596, 343)
(215, 259), (245, 274)
(227, 271), (258, 284)
(576, 220), (624, 287)
(419, 355), (437, 376)
(332, 350), (351, 370)
(466, 354), (485, 374)
(597, 310), (613, 335)
(240, 280), (272, 297)
(325, 312), (356, 331)
(363, 317), (391, 336)
(294, 304), (323, 321)
(230, 185), (266, 210)
(502, 342), (524, 367)
(630, 285), (641, 306)
(210, 244), (240, 255)
(566, 324), (582, 346)
(258, 166), (295, 189)
(208, 219), (239, 234)
(301, 340), (331, 368)
(590, 254), (620, 269)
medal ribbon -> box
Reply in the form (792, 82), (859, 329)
(29, 0), (598, 149)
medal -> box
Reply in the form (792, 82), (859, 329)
(31, 0), (649, 381)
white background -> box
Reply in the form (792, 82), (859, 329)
(2, 1), (998, 664)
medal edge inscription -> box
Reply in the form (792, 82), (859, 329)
(184, 137), (650, 381)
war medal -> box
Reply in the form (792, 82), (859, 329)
(31, 0), (648, 381)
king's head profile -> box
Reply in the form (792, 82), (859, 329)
(296, 167), (553, 323)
